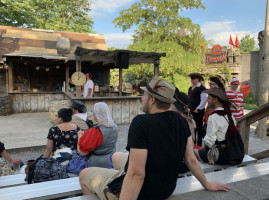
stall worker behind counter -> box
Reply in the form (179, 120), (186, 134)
(83, 73), (94, 98)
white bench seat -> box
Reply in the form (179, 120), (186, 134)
(179, 154), (257, 176)
(0, 177), (81, 200)
(61, 162), (269, 200)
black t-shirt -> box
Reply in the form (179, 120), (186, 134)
(125, 111), (191, 200)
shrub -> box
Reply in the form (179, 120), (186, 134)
(244, 92), (258, 110)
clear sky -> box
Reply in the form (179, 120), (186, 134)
(90, 0), (267, 49)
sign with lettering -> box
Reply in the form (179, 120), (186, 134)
(206, 45), (227, 64)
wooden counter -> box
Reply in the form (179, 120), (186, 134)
(8, 92), (68, 113)
(8, 92), (143, 124)
(64, 92), (143, 124)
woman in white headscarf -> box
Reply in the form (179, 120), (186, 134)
(66, 102), (118, 174)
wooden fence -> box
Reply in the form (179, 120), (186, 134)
(238, 102), (269, 154)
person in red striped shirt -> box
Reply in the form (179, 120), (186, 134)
(225, 77), (244, 128)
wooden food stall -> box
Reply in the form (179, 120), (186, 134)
(0, 26), (166, 124)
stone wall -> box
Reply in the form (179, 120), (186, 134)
(240, 52), (260, 101)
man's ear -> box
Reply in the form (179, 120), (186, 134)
(150, 96), (156, 105)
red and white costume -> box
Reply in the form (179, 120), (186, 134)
(226, 77), (244, 120)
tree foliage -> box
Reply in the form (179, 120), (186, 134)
(239, 34), (256, 53)
(114, 0), (206, 92)
(0, 0), (94, 33)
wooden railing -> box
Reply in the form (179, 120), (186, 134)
(238, 102), (269, 154)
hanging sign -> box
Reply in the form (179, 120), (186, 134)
(206, 45), (227, 64)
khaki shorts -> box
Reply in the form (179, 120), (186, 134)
(85, 153), (128, 200)
(115, 153), (128, 170)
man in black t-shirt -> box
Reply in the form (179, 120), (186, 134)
(79, 76), (230, 200)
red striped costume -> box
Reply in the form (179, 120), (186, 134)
(226, 89), (244, 120)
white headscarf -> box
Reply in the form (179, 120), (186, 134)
(93, 102), (115, 127)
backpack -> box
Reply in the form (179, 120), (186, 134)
(212, 110), (244, 165)
(27, 155), (69, 183)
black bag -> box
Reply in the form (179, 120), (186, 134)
(224, 132), (244, 165)
(213, 111), (245, 166)
(107, 174), (125, 196)
(27, 155), (69, 184)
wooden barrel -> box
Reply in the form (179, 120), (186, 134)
(0, 96), (12, 116)
(48, 99), (70, 120)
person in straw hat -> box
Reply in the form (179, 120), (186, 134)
(188, 73), (207, 147)
(194, 88), (237, 165)
(79, 76), (230, 200)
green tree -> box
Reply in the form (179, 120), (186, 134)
(114, 0), (206, 92)
(0, 0), (94, 33)
(239, 34), (256, 53)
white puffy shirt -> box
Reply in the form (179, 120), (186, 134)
(204, 107), (236, 148)
(83, 80), (94, 97)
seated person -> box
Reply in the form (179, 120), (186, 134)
(44, 108), (80, 158)
(70, 100), (92, 131)
(0, 142), (22, 164)
(194, 88), (236, 165)
(67, 102), (118, 174)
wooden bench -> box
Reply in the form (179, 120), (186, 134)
(178, 154), (257, 177)
(58, 162), (269, 200)
(0, 177), (81, 200)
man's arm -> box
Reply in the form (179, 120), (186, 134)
(184, 137), (230, 192)
(196, 93), (207, 111)
(86, 88), (92, 97)
(119, 148), (147, 200)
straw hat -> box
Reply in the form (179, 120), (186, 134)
(140, 76), (176, 103)
(203, 88), (229, 103)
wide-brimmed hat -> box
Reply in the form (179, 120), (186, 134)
(173, 88), (190, 114)
(188, 73), (204, 81)
(209, 75), (225, 89)
(203, 88), (229, 103)
(69, 100), (87, 113)
(140, 76), (176, 103)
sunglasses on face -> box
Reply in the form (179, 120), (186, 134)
(191, 77), (198, 80)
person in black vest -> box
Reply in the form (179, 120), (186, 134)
(188, 73), (207, 147)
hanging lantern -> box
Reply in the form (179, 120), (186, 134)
(46, 68), (49, 72)
(36, 66), (40, 70)
(56, 65), (60, 69)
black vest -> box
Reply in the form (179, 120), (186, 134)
(188, 84), (206, 110)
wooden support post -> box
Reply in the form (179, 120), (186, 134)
(76, 57), (82, 97)
(154, 60), (160, 76)
(119, 68), (122, 96)
(8, 62), (14, 93)
(240, 119), (250, 154)
(65, 64), (70, 92)
(5, 68), (9, 94)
